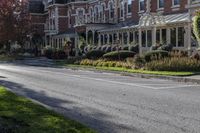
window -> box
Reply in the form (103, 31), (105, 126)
(120, 1), (124, 18)
(142, 31), (146, 47)
(171, 28), (176, 47)
(139, 0), (145, 11)
(170, 27), (185, 47)
(109, 2), (114, 19)
(127, 0), (132, 13)
(173, 0), (180, 6)
(178, 27), (184, 47)
(158, 0), (164, 8)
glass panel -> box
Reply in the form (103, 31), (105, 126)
(147, 30), (152, 47)
(156, 29), (160, 45)
(135, 31), (139, 44)
(140, 0), (145, 11)
(174, 0), (180, 5)
(162, 29), (167, 45)
(142, 31), (146, 47)
(159, 0), (164, 8)
(130, 32), (133, 43)
(170, 28), (176, 47)
(178, 27), (184, 47)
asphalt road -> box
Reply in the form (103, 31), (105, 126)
(0, 62), (200, 133)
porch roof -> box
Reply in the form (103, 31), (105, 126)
(99, 13), (189, 33)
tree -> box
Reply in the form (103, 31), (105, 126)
(0, 0), (31, 50)
(193, 10), (200, 51)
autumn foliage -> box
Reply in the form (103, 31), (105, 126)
(0, 0), (31, 47)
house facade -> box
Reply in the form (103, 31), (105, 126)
(29, 0), (200, 55)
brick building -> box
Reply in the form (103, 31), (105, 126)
(29, 0), (200, 55)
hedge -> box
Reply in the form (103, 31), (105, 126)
(144, 50), (169, 62)
(103, 51), (136, 60)
(145, 57), (200, 72)
(86, 50), (105, 59)
(129, 44), (139, 53)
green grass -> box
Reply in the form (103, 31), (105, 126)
(0, 87), (95, 133)
(0, 54), (24, 61)
(66, 64), (194, 76)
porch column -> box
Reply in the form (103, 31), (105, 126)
(121, 32), (124, 45)
(167, 28), (171, 44)
(112, 34), (114, 45)
(127, 31), (130, 45)
(107, 34), (110, 44)
(188, 9), (192, 55)
(86, 30), (88, 45)
(187, 23), (192, 55)
(92, 30), (95, 45)
(133, 31), (135, 44)
(152, 27), (157, 46)
(75, 32), (79, 57)
(98, 34), (101, 46)
(103, 34), (105, 45)
(139, 28), (142, 55)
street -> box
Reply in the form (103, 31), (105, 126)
(0, 62), (200, 133)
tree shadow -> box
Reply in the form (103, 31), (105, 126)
(0, 80), (145, 133)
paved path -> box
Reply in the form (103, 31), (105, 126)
(0, 63), (200, 133)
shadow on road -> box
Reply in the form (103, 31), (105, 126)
(0, 80), (144, 133)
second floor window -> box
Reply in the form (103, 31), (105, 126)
(128, 0), (132, 13)
(158, 0), (164, 8)
(120, 1), (124, 18)
(173, 0), (180, 6)
(109, 2), (114, 19)
(139, 0), (145, 11)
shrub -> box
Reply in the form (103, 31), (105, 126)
(85, 50), (105, 59)
(123, 46), (129, 51)
(55, 49), (66, 59)
(44, 48), (54, 59)
(103, 51), (136, 60)
(145, 57), (200, 72)
(105, 46), (112, 53)
(157, 44), (173, 52)
(129, 44), (139, 53)
(144, 50), (169, 62)
(133, 55), (146, 69)
(111, 46), (117, 51)
(150, 45), (159, 51)
(101, 45), (108, 51)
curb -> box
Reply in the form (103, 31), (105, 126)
(65, 66), (200, 85)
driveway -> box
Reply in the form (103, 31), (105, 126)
(0, 63), (200, 133)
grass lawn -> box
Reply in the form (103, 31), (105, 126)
(65, 64), (195, 76)
(0, 86), (95, 133)
(0, 54), (24, 61)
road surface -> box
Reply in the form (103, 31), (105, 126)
(0, 61), (200, 133)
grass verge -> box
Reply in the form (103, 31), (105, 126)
(0, 86), (95, 133)
(66, 64), (195, 76)
(0, 55), (24, 61)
